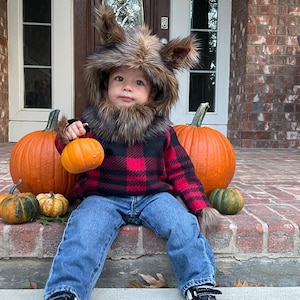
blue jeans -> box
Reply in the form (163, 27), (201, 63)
(44, 193), (216, 300)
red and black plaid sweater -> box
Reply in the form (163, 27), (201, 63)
(55, 127), (210, 214)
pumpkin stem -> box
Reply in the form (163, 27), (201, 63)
(9, 179), (23, 195)
(44, 109), (60, 132)
(191, 102), (210, 127)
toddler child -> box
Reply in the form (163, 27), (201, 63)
(44, 5), (222, 300)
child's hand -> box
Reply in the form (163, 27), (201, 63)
(64, 121), (87, 141)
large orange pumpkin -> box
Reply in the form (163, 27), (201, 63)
(173, 102), (236, 196)
(9, 110), (77, 200)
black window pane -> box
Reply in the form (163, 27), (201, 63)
(23, 0), (51, 23)
(23, 25), (51, 66)
(190, 0), (218, 113)
(192, 31), (217, 71)
(189, 73), (215, 112)
(24, 68), (52, 109)
(191, 0), (218, 30)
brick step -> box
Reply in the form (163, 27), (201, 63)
(1, 146), (300, 260)
(1, 210), (300, 259)
(1, 220), (300, 289)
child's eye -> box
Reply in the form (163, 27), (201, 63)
(115, 76), (123, 81)
(136, 80), (144, 86)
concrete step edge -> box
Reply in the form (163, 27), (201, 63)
(1, 287), (300, 300)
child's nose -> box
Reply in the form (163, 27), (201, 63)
(123, 82), (133, 91)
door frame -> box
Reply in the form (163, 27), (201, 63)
(8, 0), (74, 142)
(170, 0), (232, 135)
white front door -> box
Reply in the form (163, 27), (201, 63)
(8, 0), (74, 142)
(170, 0), (232, 135)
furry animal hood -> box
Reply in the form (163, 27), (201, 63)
(85, 4), (200, 117)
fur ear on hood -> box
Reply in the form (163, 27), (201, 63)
(85, 4), (200, 117)
(94, 5), (125, 45)
(160, 35), (200, 71)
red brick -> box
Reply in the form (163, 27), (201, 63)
(247, 24), (257, 34)
(251, 15), (278, 26)
(246, 206), (296, 253)
(258, 5), (277, 15)
(110, 225), (140, 258)
(264, 187), (298, 201)
(231, 210), (265, 253)
(42, 222), (65, 257)
(8, 222), (42, 257)
(241, 131), (271, 140)
(251, 0), (278, 4)
(0, 222), (8, 257)
(142, 227), (166, 254)
(208, 218), (235, 252)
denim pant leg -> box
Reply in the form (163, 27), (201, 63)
(139, 193), (216, 296)
(44, 195), (125, 300)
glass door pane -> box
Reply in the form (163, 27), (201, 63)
(104, 0), (144, 28)
(23, 0), (52, 109)
(189, 0), (218, 112)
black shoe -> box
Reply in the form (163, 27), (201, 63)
(185, 286), (222, 300)
(48, 291), (77, 300)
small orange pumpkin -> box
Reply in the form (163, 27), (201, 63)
(174, 102), (236, 196)
(61, 138), (105, 174)
(9, 110), (77, 200)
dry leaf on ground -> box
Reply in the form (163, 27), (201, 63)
(23, 281), (37, 289)
(233, 279), (267, 287)
(126, 273), (168, 288)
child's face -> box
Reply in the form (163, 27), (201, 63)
(107, 67), (154, 108)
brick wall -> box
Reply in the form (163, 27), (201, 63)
(228, 0), (300, 148)
(0, 0), (8, 143)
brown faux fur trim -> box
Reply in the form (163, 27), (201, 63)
(81, 101), (172, 146)
(198, 207), (222, 234)
(55, 116), (70, 145)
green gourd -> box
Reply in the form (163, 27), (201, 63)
(0, 180), (39, 224)
(209, 188), (244, 215)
